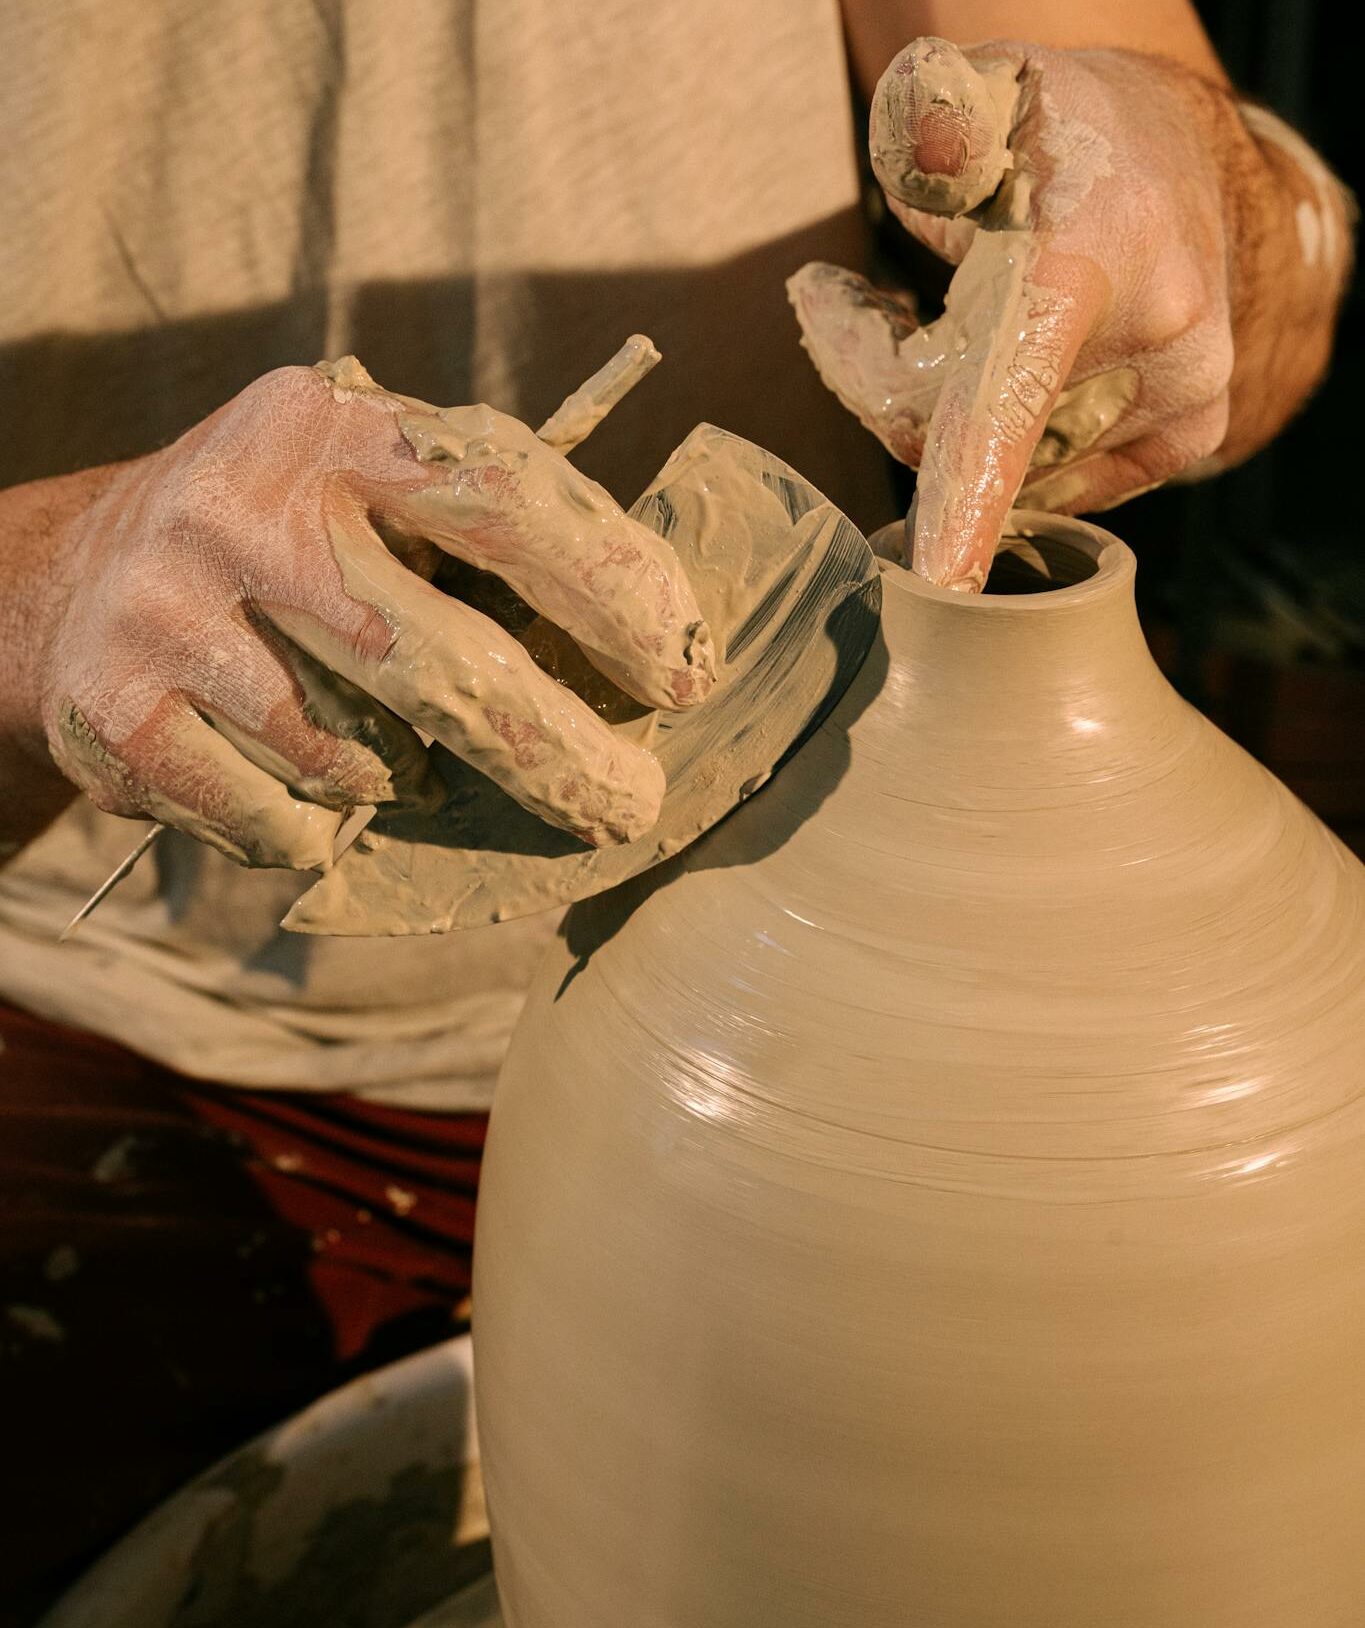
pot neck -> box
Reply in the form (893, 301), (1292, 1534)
(875, 515), (1168, 741)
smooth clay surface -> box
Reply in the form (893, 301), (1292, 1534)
(474, 517), (1365, 1627)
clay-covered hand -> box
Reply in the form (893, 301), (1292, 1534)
(790, 36), (1353, 591)
(23, 360), (715, 868)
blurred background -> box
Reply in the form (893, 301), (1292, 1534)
(1098, 0), (1361, 852)
(875, 0), (1363, 855)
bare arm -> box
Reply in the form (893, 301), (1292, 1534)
(0, 361), (715, 864)
(842, 0), (1227, 98)
(0, 466), (118, 857)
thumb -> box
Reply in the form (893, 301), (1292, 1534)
(870, 37), (1022, 219)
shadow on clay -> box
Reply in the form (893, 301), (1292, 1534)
(555, 598), (888, 992)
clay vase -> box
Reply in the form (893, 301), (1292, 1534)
(472, 517), (1365, 1627)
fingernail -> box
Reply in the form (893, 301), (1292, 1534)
(232, 803), (342, 871)
(911, 105), (971, 178)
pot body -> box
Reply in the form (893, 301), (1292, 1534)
(473, 520), (1365, 1626)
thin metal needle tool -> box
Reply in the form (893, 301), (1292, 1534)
(58, 823), (163, 941)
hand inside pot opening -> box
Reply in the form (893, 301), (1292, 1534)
(790, 34), (1354, 592)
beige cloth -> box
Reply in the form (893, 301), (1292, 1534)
(0, 0), (892, 1107)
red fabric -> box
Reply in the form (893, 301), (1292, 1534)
(0, 1000), (487, 1623)
(185, 1080), (486, 1359)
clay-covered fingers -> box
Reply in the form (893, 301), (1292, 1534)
(870, 37), (1022, 222)
(260, 504), (666, 847)
(912, 238), (1105, 591)
(1021, 395), (1231, 514)
(788, 247), (1103, 587)
(375, 404), (716, 713)
(185, 618), (441, 815)
(51, 692), (344, 870)
(38, 360), (685, 868)
(791, 37), (1261, 587)
(47, 623), (441, 869)
(787, 264), (940, 467)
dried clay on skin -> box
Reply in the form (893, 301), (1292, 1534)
(45, 351), (717, 871)
(793, 35), (1277, 588)
(272, 355), (714, 849)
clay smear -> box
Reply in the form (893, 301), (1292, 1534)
(790, 224), (1132, 591)
(1240, 103), (1349, 274)
(275, 349), (722, 852)
(319, 351), (716, 715)
(535, 334), (662, 453)
(284, 424), (878, 936)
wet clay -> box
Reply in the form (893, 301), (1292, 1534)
(286, 426), (878, 935)
(317, 355), (716, 716)
(895, 215), (1070, 590)
(534, 334), (662, 453)
(869, 37), (1020, 216)
(55, 697), (343, 872)
(473, 516), (1365, 1626)
(293, 354), (718, 849)
(787, 248), (1138, 580)
(791, 218), (1079, 590)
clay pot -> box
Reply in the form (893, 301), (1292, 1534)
(473, 517), (1365, 1626)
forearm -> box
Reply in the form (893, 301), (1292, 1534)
(0, 464), (122, 857)
(841, 0), (1227, 99)
(1208, 98), (1355, 470)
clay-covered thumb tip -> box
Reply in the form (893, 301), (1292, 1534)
(870, 36), (1014, 218)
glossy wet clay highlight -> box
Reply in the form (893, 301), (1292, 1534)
(474, 513), (1365, 1628)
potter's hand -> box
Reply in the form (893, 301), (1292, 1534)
(790, 37), (1353, 591)
(12, 361), (715, 868)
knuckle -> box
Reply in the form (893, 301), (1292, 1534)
(242, 364), (328, 415)
(1137, 279), (1208, 349)
(204, 366), (334, 476)
(1182, 394), (1231, 462)
(1127, 442), (1183, 486)
(1185, 323), (1235, 404)
(1135, 267), (1233, 388)
(294, 745), (394, 811)
(347, 601), (401, 667)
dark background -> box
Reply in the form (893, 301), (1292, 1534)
(1119, 0), (1364, 851)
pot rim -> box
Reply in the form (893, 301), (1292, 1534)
(883, 510), (1136, 612)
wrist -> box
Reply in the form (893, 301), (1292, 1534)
(0, 463), (124, 856)
(1209, 94), (1354, 469)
